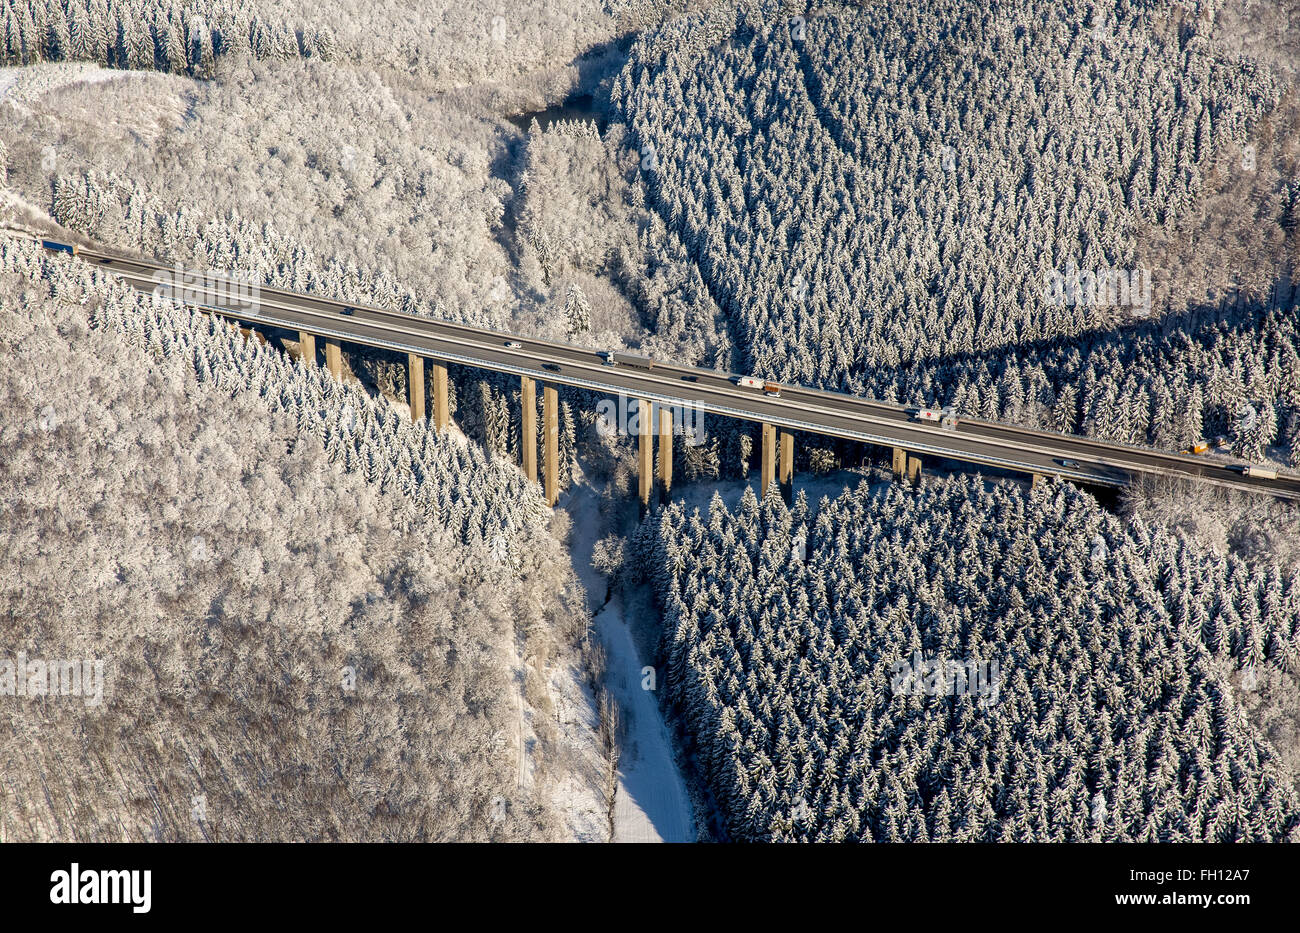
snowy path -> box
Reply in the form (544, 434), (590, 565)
(561, 474), (694, 843)
(593, 597), (694, 842)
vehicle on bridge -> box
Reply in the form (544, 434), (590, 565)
(42, 239), (78, 256)
(1241, 465), (1279, 480)
(601, 351), (617, 366)
(913, 406), (960, 429)
(620, 353), (656, 370)
(504, 340), (522, 349)
(734, 375), (782, 396)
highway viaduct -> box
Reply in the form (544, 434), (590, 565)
(25, 235), (1300, 507)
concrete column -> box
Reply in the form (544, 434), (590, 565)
(521, 375), (537, 485)
(432, 362), (449, 432)
(407, 354), (425, 422)
(298, 331), (316, 365)
(761, 422), (777, 498)
(892, 447), (908, 480)
(1031, 472), (1045, 488)
(324, 337), (342, 381)
(907, 454), (922, 485)
(639, 398), (653, 509)
(659, 404), (674, 502)
(544, 384), (559, 507)
(779, 429), (794, 501)
(238, 325), (266, 346)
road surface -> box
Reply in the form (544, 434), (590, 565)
(39, 238), (1300, 501)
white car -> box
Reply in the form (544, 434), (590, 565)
(504, 340), (522, 349)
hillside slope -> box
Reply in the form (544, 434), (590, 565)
(0, 240), (599, 841)
(611, 0), (1300, 463)
(650, 476), (1300, 841)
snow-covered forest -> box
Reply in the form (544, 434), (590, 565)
(843, 302), (1300, 465)
(0, 0), (680, 85)
(0, 10), (729, 477)
(3, 0), (1300, 848)
(648, 476), (1300, 841)
(612, 0), (1300, 461)
(0, 239), (601, 840)
(0, 0), (706, 843)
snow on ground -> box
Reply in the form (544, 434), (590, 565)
(0, 62), (130, 110)
(546, 656), (608, 843)
(670, 464), (882, 516)
(284, 331), (611, 841)
(560, 469), (695, 843)
(593, 598), (694, 842)
(550, 459), (914, 843)
(0, 188), (57, 236)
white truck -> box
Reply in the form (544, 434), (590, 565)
(1243, 465), (1279, 480)
(734, 376), (782, 396)
(913, 406), (959, 430)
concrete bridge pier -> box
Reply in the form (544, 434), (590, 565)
(521, 375), (537, 484)
(407, 354), (425, 422)
(324, 337), (342, 381)
(298, 331), (316, 364)
(432, 362), (449, 432)
(907, 454), (923, 485)
(659, 404), (674, 502)
(779, 430), (794, 502)
(761, 422), (777, 498)
(544, 384), (559, 507)
(639, 398), (653, 509)
(892, 446), (908, 481)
